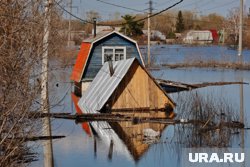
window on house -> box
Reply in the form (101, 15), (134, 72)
(102, 46), (126, 64)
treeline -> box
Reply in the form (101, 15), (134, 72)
(66, 9), (250, 48)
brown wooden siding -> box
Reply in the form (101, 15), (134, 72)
(110, 61), (174, 111)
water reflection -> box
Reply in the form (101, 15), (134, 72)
(77, 117), (167, 162)
(65, 69), (249, 167)
(240, 77), (245, 167)
(30, 46), (250, 167)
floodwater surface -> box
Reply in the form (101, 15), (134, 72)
(31, 45), (250, 167)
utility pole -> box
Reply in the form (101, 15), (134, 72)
(222, 29), (225, 45)
(238, 0), (243, 57)
(68, 0), (72, 47)
(248, 8), (250, 18)
(147, 0), (152, 66)
(93, 17), (97, 37)
(42, 0), (53, 167)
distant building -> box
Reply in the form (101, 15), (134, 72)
(209, 29), (219, 43)
(143, 30), (166, 41)
(92, 26), (121, 35)
(183, 30), (214, 44)
(70, 31), (144, 96)
(175, 33), (182, 39)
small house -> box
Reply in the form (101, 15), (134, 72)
(143, 30), (166, 41)
(78, 58), (175, 115)
(183, 30), (213, 44)
(74, 57), (175, 161)
(76, 57), (175, 160)
(70, 31), (145, 96)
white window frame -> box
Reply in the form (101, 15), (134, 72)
(102, 46), (126, 64)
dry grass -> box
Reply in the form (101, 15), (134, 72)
(162, 59), (250, 70)
(173, 92), (242, 147)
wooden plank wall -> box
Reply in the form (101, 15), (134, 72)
(110, 61), (174, 111)
(82, 34), (142, 80)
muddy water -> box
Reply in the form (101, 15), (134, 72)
(31, 45), (250, 167)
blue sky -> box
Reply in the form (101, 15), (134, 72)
(68, 0), (250, 20)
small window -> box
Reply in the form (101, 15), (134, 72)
(102, 46), (126, 64)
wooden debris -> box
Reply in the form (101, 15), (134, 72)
(30, 112), (245, 129)
(157, 79), (248, 93)
(28, 112), (71, 118)
(4, 136), (66, 142)
(23, 135), (65, 141)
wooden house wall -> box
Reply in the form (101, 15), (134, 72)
(82, 34), (142, 80)
(110, 61), (174, 111)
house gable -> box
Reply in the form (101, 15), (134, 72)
(109, 60), (175, 110)
(82, 33), (143, 81)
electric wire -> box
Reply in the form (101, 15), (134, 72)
(55, 0), (94, 24)
(96, 0), (146, 13)
(55, 0), (249, 27)
(55, 0), (184, 26)
(201, 0), (238, 12)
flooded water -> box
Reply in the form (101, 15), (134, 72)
(31, 45), (250, 167)
(140, 44), (250, 64)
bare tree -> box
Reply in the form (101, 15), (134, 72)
(224, 7), (240, 46)
(0, 1), (65, 166)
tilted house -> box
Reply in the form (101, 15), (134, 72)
(77, 58), (175, 160)
(70, 31), (145, 96)
(78, 58), (175, 115)
(75, 57), (175, 161)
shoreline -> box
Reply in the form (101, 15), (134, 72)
(158, 61), (250, 71)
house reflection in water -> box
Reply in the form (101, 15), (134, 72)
(108, 121), (166, 161)
(71, 102), (171, 162)
(72, 93), (168, 162)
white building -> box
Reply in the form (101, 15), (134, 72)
(183, 30), (213, 44)
(92, 26), (121, 35)
(143, 30), (166, 41)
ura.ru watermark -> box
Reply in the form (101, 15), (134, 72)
(189, 153), (245, 163)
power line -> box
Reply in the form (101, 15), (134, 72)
(154, 0), (175, 8)
(177, 0), (238, 14)
(101, 0), (184, 26)
(201, 0), (238, 12)
(96, 0), (145, 13)
(55, 0), (184, 27)
(55, 0), (250, 28)
(135, 0), (183, 23)
(55, 1), (94, 24)
(177, 0), (206, 8)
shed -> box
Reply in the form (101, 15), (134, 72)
(183, 30), (213, 44)
(70, 31), (145, 96)
(78, 58), (175, 115)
